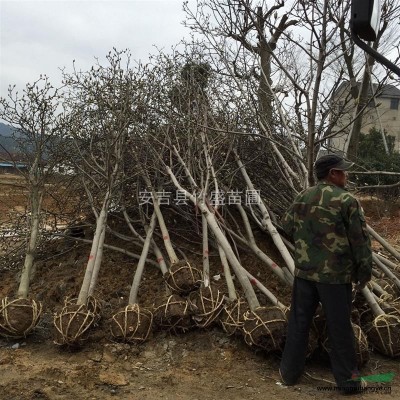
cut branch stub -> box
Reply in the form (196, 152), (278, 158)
(0, 297), (42, 338)
(153, 294), (193, 334)
(366, 314), (400, 358)
(165, 260), (202, 295)
(53, 304), (95, 346)
(110, 304), (153, 343)
(188, 285), (225, 328)
(219, 297), (249, 336)
(243, 306), (287, 352)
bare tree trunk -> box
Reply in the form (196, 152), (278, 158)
(217, 245), (237, 300)
(77, 195), (109, 305)
(234, 151), (295, 274)
(361, 287), (385, 317)
(153, 194), (179, 264)
(368, 225), (400, 262)
(123, 209), (168, 275)
(129, 212), (157, 304)
(88, 227), (106, 297)
(202, 214), (210, 287)
(17, 185), (42, 299)
(166, 165), (260, 310)
(235, 203), (293, 285)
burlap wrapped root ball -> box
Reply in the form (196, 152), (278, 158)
(53, 304), (95, 346)
(366, 314), (400, 358)
(220, 297), (249, 336)
(321, 323), (369, 367)
(243, 306), (287, 352)
(165, 260), (202, 295)
(153, 294), (193, 334)
(0, 297), (42, 338)
(110, 304), (153, 343)
(188, 285), (225, 328)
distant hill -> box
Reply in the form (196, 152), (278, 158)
(0, 122), (18, 153)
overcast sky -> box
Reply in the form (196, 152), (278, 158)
(0, 0), (195, 97)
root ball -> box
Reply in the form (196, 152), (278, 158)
(188, 285), (224, 328)
(53, 303), (95, 346)
(220, 297), (249, 336)
(153, 294), (193, 334)
(165, 261), (202, 295)
(243, 306), (287, 352)
(0, 297), (42, 338)
(110, 304), (153, 343)
(366, 314), (400, 358)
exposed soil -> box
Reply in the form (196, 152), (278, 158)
(1, 175), (400, 400)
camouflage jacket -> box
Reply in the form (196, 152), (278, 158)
(282, 182), (372, 284)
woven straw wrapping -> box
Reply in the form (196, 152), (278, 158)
(63, 295), (102, 323)
(0, 297), (42, 338)
(53, 304), (95, 346)
(165, 261), (202, 295)
(110, 304), (153, 343)
(366, 314), (400, 358)
(243, 306), (287, 352)
(220, 298), (249, 336)
(188, 286), (225, 328)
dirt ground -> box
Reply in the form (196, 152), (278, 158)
(1, 175), (400, 400)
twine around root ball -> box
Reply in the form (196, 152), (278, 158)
(220, 297), (249, 336)
(188, 285), (225, 328)
(243, 306), (287, 352)
(63, 295), (102, 323)
(165, 261), (202, 295)
(366, 314), (400, 358)
(153, 294), (193, 334)
(110, 304), (153, 343)
(0, 297), (42, 338)
(53, 304), (95, 346)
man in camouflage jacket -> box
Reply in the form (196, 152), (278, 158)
(279, 154), (372, 394)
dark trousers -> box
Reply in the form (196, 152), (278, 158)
(280, 277), (359, 391)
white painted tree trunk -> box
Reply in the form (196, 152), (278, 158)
(236, 204), (293, 285)
(18, 185), (42, 299)
(88, 227), (106, 297)
(372, 254), (400, 292)
(361, 287), (385, 317)
(129, 212), (157, 304)
(217, 245), (237, 300)
(153, 194), (179, 264)
(243, 268), (287, 311)
(367, 225), (400, 262)
(77, 196), (109, 305)
(202, 214), (210, 287)
(234, 151), (295, 275)
(166, 166), (260, 310)
(122, 209), (168, 275)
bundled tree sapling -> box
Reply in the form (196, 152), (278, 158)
(0, 76), (66, 338)
(53, 50), (139, 345)
(110, 212), (156, 343)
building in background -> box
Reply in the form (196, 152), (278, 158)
(328, 82), (400, 154)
